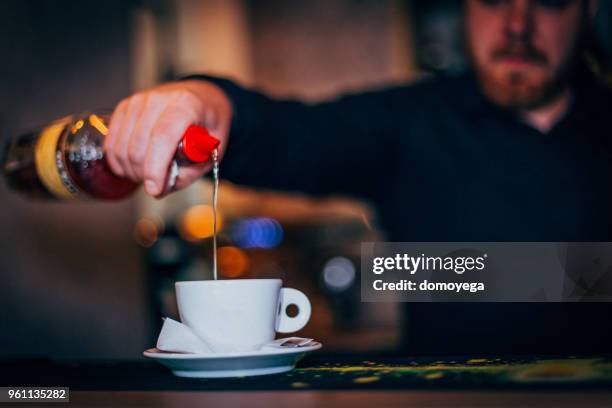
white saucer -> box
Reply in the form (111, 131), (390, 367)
(143, 343), (322, 378)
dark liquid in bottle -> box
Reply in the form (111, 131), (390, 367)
(3, 117), (137, 200)
(3, 115), (218, 201)
(60, 119), (137, 199)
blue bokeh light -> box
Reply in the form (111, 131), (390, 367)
(322, 256), (356, 292)
(231, 217), (283, 248)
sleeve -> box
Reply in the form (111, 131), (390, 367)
(182, 74), (406, 202)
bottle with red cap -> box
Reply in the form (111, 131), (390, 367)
(2, 111), (220, 200)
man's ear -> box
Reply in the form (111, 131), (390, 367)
(588, 0), (599, 19)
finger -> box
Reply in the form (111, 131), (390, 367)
(113, 94), (146, 181)
(173, 164), (212, 191)
(154, 163), (211, 199)
(143, 107), (199, 196)
(127, 93), (175, 180)
(106, 99), (128, 176)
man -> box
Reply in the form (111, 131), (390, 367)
(106, 0), (611, 355)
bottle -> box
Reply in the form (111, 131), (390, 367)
(2, 111), (220, 200)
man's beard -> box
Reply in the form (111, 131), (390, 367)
(471, 41), (574, 110)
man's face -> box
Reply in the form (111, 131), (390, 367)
(465, 0), (586, 109)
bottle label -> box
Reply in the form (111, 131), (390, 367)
(34, 118), (79, 200)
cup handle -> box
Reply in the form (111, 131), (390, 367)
(276, 288), (311, 333)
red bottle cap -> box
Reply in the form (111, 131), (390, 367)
(181, 125), (221, 163)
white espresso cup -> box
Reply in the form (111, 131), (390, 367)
(175, 279), (311, 353)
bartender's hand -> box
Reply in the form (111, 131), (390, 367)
(105, 80), (232, 197)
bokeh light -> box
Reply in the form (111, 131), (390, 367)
(218, 246), (250, 278)
(151, 237), (182, 264)
(179, 204), (223, 242)
(231, 217), (283, 248)
(133, 215), (165, 247)
(322, 256), (356, 292)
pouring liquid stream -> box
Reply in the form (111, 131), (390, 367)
(212, 149), (219, 280)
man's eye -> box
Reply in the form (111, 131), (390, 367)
(535, 0), (574, 10)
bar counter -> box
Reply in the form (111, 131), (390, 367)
(3, 353), (612, 407)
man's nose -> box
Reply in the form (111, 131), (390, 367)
(505, 0), (533, 41)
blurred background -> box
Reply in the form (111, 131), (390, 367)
(1, 0), (611, 359)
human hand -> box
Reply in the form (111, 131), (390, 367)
(105, 80), (232, 197)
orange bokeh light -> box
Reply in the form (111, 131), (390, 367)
(218, 246), (249, 278)
(179, 204), (223, 242)
(133, 218), (159, 247)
